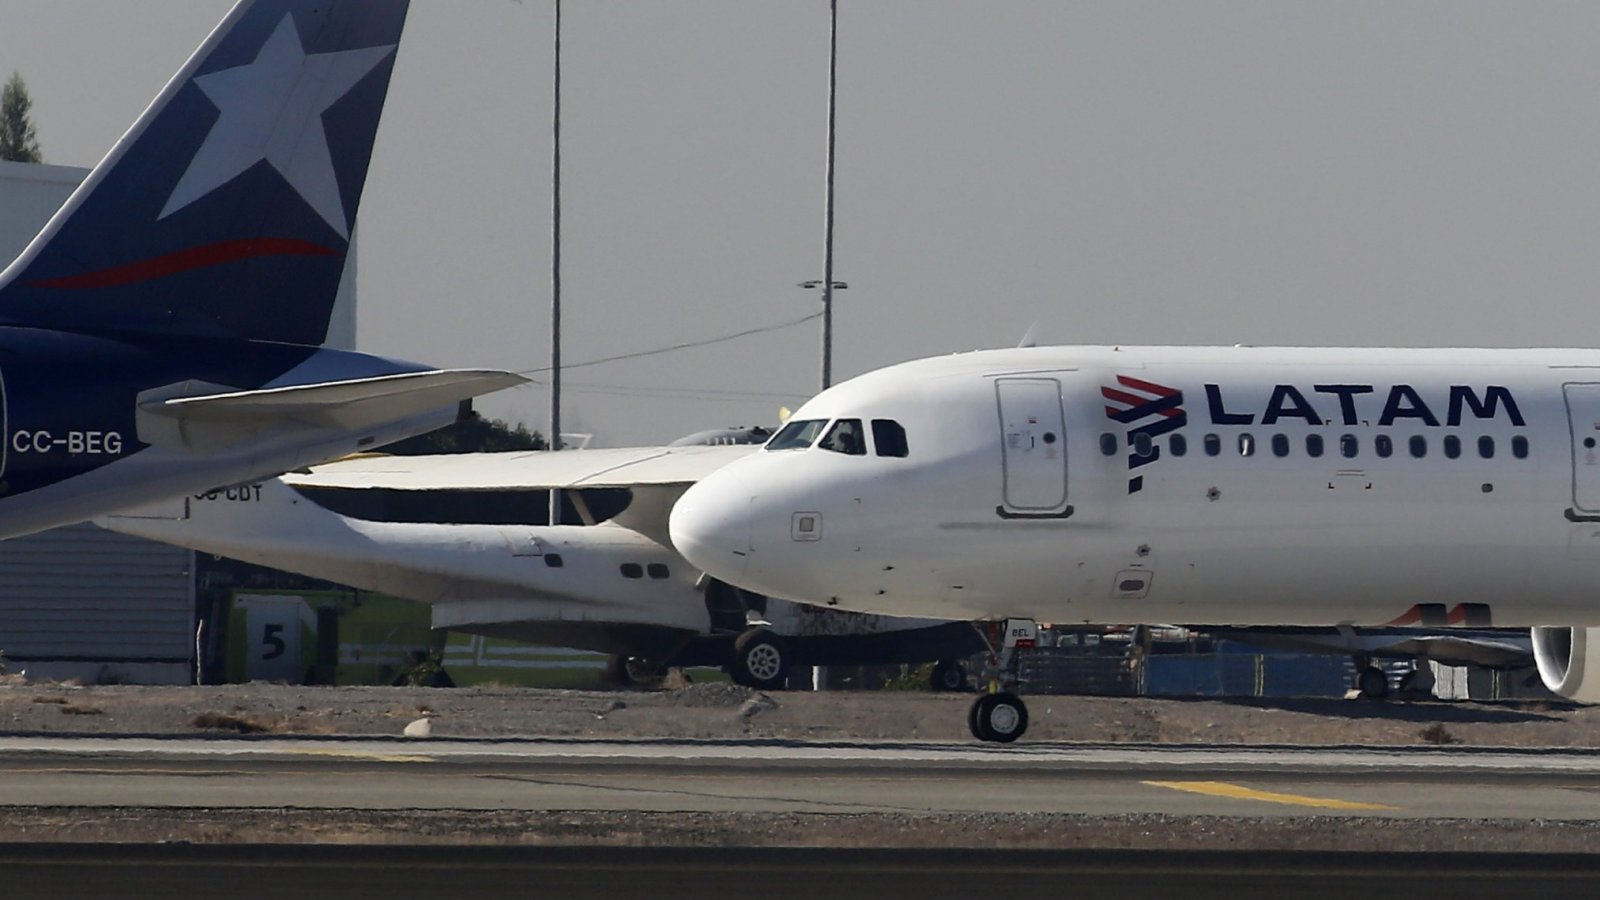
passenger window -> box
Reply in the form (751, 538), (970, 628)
(871, 419), (909, 458)
(1133, 432), (1153, 457)
(1375, 435), (1393, 458)
(819, 418), (866, 456)
(1341, 434), (1358, 459)
(1443, 435), (1461, 459)
(1306, 434), (1324, 458)
(1271, 434), (1289, 458)
(767, 418), (828, 450)
(1478, 436), (1494, 459)
(1238, 434), (1255, 457)
(647, 563), (670, 579)
(620, 563), (643, 579)
(1169, 434), (1187, 457)
(1512, 435), (1529, 459)
(1204, 434), (1221, 457)
(1410, 435), (1427, 458)
(1100, 433), (1118, 456)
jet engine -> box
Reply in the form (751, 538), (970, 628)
(1532, 626), (1600, 702)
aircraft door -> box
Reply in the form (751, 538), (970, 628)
(995, 377), (1070, 517)
(1566, 384), (1600, 514)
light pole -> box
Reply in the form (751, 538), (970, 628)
(813, 0), (842, 393)
(549, 0), (563, 453)
(548, 0), (564, 528)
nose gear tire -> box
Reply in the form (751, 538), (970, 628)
(969, 692), (1029, 743)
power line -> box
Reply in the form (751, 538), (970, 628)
(516, 310), (823, 376)
(561, 382), (811, 403)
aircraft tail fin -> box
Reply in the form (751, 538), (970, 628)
(0, 0), (410, 346)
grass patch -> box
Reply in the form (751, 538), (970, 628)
(31, 696), (67, 705)
(59, 705), (102, 716)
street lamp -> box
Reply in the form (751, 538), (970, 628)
(799, 279), (847, 393)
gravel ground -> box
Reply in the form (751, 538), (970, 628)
(4, 681), (1598, 851)
(0, 680), (1593, 746)
(2, 808), (1597, 853)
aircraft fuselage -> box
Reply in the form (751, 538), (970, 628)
(671, 345), (1600, 627)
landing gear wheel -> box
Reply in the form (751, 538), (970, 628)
(969, 692), (1029, 743)
(603, 655), (664, 690)
(729, 628), (789, 691)
(931, 659), (969, 692)
(1357, 665), (1389, 699)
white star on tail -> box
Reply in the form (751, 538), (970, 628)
(159, 14), (396, 239)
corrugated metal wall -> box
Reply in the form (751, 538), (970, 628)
(0, 524), (194, 667)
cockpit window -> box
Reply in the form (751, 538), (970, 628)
(766, 419), (828, 451)
(819, 418), (867, 455)
(871, 419), (908, 458)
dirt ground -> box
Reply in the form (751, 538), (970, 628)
(0, 680), (1593, 747)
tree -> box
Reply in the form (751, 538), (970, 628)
(0, 70), (42, 163)
(380, 409), (545, 455)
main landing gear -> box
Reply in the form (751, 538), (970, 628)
(968, 618), (1037, 743)
(931, 658), (971, 693)
(603, 654), (667, 690)
(1352, 655), (1390, 700)
(727, 627), (789, 691)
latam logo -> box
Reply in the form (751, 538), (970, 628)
(1102, 375), (1187, 494)
(1103, 376), (1528, 496)
(1204, 383), (1525, 428)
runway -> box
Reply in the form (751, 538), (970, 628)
(8, 845), (1600, 900)
(0, 734), (1598, 821)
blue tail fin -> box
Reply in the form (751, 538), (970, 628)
(0, 0), (409, 346)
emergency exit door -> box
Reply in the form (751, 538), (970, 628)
(996, 377), (1070, 516)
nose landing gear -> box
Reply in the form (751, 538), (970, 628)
(970, 691), (1029, 742)
(968, 618), (1037, 743)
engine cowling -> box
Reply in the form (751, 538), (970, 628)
(1532, 626), (1600, 702)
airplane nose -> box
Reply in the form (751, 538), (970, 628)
(669, 471), (754, 580)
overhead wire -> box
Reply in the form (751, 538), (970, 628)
(515, 310), (822, 377)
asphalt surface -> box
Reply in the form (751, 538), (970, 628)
(0, 735), (1598, 820)
(8, 845), (1600, 900)
(4, 735), (1599, 895)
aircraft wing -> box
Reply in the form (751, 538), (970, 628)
(1212, 627), (1532, 669)
(282, 443), (757, 491)
(1364, 635), (1532, 669)
(136, 369), (527, 451)
(282, 443), (758, 546)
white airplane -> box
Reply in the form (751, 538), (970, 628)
(670, 345), (1600, 740)
(0, 0), (523, 540)
(98, 445), (983, 690)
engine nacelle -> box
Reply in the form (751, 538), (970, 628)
(1532, 626), (1600, 702)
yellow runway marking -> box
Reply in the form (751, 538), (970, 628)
(1142, 780), (1395, 811)
(282, 748), (435, 764)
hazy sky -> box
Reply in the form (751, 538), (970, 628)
(6, 2), (1600, 445)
